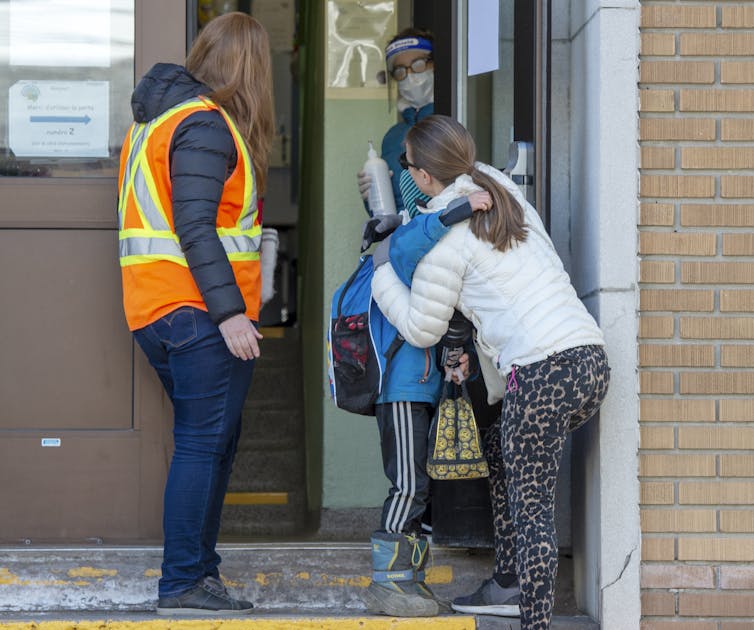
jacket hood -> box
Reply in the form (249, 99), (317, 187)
(420, 161), (492, 215)
(131, 63), (210, 123)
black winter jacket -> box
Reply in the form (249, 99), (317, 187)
(130, 62), (246, 324)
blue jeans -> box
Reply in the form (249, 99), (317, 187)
(133, 307), (256, 597)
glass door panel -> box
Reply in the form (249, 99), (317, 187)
(0, 0), (135, 179)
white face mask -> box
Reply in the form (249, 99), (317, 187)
(398, 71), (434, 110)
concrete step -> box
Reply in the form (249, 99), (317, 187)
(237, 408), (304, 446)
(0, 543), (483, 612)
(0, 613), (598, 629)
(227, 324), (308, 537)
(221, 503), (309, 538)
(0, 544), (598, 628)
(0, 615), (473, 629)
(230, 444), (306, 485)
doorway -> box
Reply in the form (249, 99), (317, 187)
(184, 0), (307, 539)
(411, 0), (596, 619)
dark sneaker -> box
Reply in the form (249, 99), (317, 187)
(451, 578), (520, 617)
(156, 576), (254, 616)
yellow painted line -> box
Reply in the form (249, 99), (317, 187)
(67, 567), (118, 578)
(0, 619), (475, 630)
(0, 566), (453, 590)
(425, 565), (453, 584)
(223, 492), (288, 505)
(258, 326), (286, 338)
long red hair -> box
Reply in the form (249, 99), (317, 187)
(186, 12), (274, 193)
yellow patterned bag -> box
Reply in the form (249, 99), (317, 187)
(427, 382), (490, 480)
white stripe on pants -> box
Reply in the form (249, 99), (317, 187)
(375, 401), (432, 535)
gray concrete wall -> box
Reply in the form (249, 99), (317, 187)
(569, 1), (641, 627)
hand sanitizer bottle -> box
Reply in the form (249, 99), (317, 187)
(363, 141), (397, 216)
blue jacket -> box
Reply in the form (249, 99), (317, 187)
(371, 306), (439, 405)
(381, 103), (434, 213)
(374, 208), (485, 404)
(388, 212), (449, 287)
(372, 213), (449, 405)
(371, 102), (442, 405)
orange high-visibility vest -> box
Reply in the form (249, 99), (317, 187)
(117, 96), (261, 331)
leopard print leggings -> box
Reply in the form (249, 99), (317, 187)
(482, 344), (610, 630)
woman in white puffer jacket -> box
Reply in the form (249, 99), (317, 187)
(371, 115), (610, 630)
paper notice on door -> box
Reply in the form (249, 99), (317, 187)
(9, 80), (110, 158)
(468, 0), (500, 76)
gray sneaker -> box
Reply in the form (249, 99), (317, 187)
(451, 577), (520, 617)
(156, 576), (254, 616)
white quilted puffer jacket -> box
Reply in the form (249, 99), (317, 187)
(372, 162), (605, 401)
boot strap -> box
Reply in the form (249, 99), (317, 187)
(373, 569), (413, 582)
(415, 570), (425, 581)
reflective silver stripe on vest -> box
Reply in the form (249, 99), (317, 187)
(219, 232), (261, 254)
(119, 236), (183, 258)
(120, 232), (260, 259)
(118, 125), (145, 230)
(132, 163), (171, 231)
(240, 186), (257, 231)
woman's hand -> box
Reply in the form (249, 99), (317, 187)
(218, 313), (263, 360)
(444, 352), (471, 384)
(468, 191), (493, 213)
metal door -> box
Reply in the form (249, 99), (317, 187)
(0, 0), (186, 542)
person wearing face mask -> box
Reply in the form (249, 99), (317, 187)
(357, 28), (435, 215)
(348, 27), (491, 619)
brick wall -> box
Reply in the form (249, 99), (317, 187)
(639, 2), (754, 626)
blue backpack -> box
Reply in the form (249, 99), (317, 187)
(327, 254), (403, 416)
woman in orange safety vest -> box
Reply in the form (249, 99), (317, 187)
(117, 12), (273, 616)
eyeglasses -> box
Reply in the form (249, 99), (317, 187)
(391, 56), (432, 82)
(399, 152), (421, 171)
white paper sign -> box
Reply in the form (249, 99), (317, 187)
(468, 0), (500, 76)
(9, 81), (110, 158)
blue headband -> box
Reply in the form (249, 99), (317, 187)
(385, 37), (433, 68)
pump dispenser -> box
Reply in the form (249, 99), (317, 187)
(363, 141), (396, 216)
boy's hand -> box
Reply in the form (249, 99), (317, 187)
(361, 214), (402, 252)
(468, 191), (493, 212)
(439, 193), (492, 226)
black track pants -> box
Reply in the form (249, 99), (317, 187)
(374, 401), (434, 535)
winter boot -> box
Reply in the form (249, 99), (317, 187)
(363, 532), (439, 617)
(409, 534), (453, 614)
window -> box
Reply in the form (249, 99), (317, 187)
(0, 0), (134, 178)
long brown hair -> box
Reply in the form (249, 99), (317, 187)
(406, 115), (527, 251)
(186, 12), (274, 194)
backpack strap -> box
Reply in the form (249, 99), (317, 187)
(336, 254), (371, 317)
(383, 332), (404, 362)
